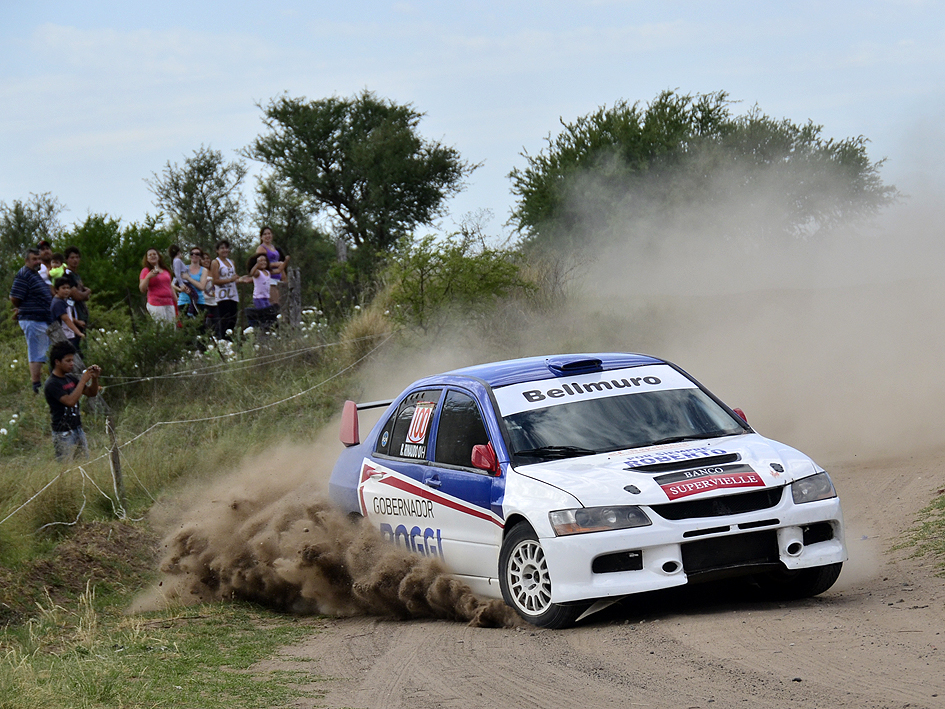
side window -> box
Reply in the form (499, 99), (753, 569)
(434, 390), (490, 469)
(375, 389), (441, 460)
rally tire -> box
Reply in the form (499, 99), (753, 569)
(499, 523), (585, 629)
(755, 562), (843, 600)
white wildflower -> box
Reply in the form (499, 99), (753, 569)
(0, 429), (7, 436)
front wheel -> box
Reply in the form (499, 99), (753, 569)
(499, 524), (585, 629)
(755, 562), (843, 600)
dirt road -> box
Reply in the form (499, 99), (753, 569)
(258, 449), (945, 709)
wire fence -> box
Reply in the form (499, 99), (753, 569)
(98, 334), (383, 388)
(0, 331), (395, 530)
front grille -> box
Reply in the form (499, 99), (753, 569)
(682, 529), (779, 575)
(650, 486), (783, 520)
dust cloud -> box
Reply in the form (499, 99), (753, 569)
(356, 160), (945, 464)
(498, 163), (945, 464)
(140, 145), (943, 623)
(136, 442), (516, 628)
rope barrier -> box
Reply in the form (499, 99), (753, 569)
(0, 331), (396, 529)
(98, 334), (383, 388)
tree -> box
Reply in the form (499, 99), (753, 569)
(147, 145), (248, 248)
(383, 216), (532, 333)
(246, 91), (477, 276)
(65, 213), (174, 310)
(0, 193), (65, 263)
(508, 90), (898, 249)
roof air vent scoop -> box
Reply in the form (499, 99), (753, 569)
(546, 356), (604, 376)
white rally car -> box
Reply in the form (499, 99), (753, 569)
(328, 353), (846, 628)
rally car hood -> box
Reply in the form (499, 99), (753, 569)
(510, 434), (820, 507)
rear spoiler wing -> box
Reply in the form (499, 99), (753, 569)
(340, 399), (395, 447)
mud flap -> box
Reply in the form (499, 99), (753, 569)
(576, 596), (627, 623)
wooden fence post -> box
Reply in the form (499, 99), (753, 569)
(106, 415), (126, 518)
(288, 266), (301, 327)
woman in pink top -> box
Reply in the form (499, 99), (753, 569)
(139, 248), (176, 323)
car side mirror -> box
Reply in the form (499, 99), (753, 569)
(340, 400), (360, 446)
(471, 442), (500, 476)
(733, 407), (748, 424)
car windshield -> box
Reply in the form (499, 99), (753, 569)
(503, 388), (746, 463)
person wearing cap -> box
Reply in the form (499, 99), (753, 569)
(9, 247), (53, 393)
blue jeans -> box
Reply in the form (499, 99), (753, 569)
(52, 427), (88, 461)
(19, 319), (50, 363)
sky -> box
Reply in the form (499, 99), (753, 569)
(2, 0), (944, 238)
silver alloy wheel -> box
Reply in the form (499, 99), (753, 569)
(506, 537), (552, 615)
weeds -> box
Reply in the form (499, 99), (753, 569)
(895, 489), (945, 575)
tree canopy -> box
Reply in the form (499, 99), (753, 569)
(0, 193), (64, 264)
(147, 145), (248, 247)
(508, 90), (898, 249)
(383, 220), (532, 333)
(246, 91), (477, 273)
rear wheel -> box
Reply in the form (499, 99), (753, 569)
(755, 562), (842, 600)
(499, 523), (585, 629)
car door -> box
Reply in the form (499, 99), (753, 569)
(358, 386), (503, 579)
(424, 388), (503, 579)
(360, 389), (445, 558)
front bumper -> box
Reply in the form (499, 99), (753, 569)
(540, 493), (846, 604)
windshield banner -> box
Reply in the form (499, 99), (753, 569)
(494, 365), (695, 416)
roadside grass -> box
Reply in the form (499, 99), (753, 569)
(0, 325), (366, 566)
(0, 321), (377, 708)
(895, 489), (945, 575)
(0, 587), (323, 709)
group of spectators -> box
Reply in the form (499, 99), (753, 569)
(139, 226), (289, 338)
(7, 226), (288, 462)
(9, 240), (91, 394)
(9, 240), (99, 460)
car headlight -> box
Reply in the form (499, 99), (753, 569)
(791, 472), (837, 504)
(549, 506), (652, 536)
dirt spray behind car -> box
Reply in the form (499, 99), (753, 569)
(134, 443), (517, 628)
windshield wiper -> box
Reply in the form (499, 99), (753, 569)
(645, 432), (735, 447)
(515, 445), (597, 460)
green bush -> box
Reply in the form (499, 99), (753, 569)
(382, 232), (533, 333)
(84, 317), (210, 403)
